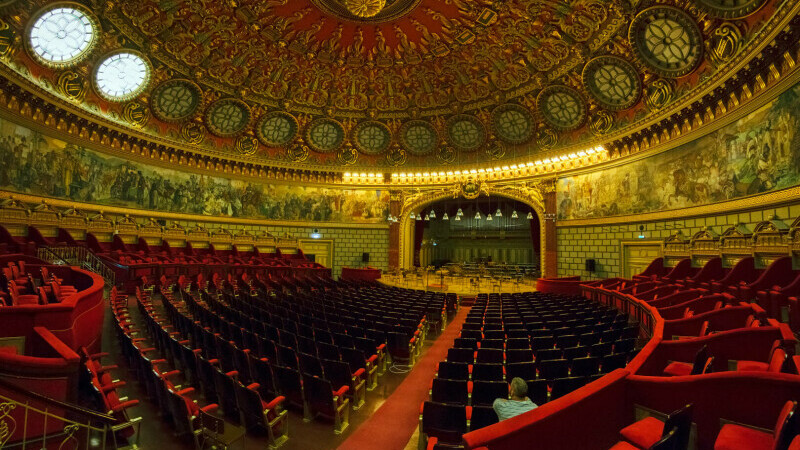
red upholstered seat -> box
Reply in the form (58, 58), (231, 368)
(714, 424), (775, 450)
(619, 404), (693, 450)
(714, 400), (797, 450)
(620, 416), (665, 449)
(609, 442), (639, 450)
(663, 361), (693, 376)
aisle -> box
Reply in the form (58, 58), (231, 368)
(337, 305), (471, 450)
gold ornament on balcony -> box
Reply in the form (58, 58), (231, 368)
(344, 0), (386, 17)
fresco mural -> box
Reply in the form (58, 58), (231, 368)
(0, 118), (389, 222)
(558, 81), (800, 220)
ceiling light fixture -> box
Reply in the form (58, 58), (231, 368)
(511, 210), (518, 219)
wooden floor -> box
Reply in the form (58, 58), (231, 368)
(379, 275), (538, 295)
(102, 292), (442, 450)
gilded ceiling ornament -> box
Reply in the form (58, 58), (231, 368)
(312, 0), (419, 23)
(337, 144), (358, 165)
(629, 6), (703, 78)
(352, 120), (392, 155)
(454, 178), (487, 200)
(485, 139), (506, 160)
(0, 18), (17, 59)
(446, 114), (487, 152)
(180, 122), (205, 145)
(537, 128), (558, 150)
(536, 86), (588, 131)
(150, 79), (202, 123)
(562, 1), (608, 42)
(56, 70), (87, 102)
(437, 144), (456, 164)
(386, 145), (408, 166)
(286, 144), (311, 163)
(491, 103), (535, 145)
(306, 117), (346, 153)
(345, 0), (387, 18)
(589, 110), (614, 136)
(582, 55), (642, 110)
(257, 111), (299, 147)
(644, 78), (675, 110)
(204, 98), (251, 137)
(706, 22), (743, 66)
(400, 120), (438, 156)
(235, 136), (259, 156)
(122, 101), (150, 128)
(695, 0), (768, 19)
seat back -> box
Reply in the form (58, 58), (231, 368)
(471, 405), (499, 431)
(421, 401), (468, 444)
(662, 404), (694, 450)
(472, 363), (504, 381)
(302, 374), (335, 417)
(506, 362), (537, 381)
(471, 381), (508, 407)
(476, 348), (504, 364)
(447, 348), (474, 364)
(437, 361), (470, 381)
(431, 378), (469, 405)
(773, 401), (798, 450)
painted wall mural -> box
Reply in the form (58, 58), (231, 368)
(0, 118), (389, 222)
(557, 81), (800, 220)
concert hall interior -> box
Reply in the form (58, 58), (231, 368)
(1, 0), (800, 449)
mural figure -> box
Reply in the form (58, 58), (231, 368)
(0, 119), (389, 222)
(557, 81), (800, 219)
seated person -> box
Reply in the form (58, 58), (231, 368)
(493, 377), (537, 421)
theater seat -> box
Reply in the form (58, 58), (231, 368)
(714, 401), (798, 450)
(735, 341), (785, 372)
(663, 346), (711, 377)
(619, 404), (693, 450)
(610, 428), (678, 450)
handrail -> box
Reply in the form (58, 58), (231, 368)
(0, 376), (115, 424)
(40, 246), (116, 286)
(35, 246), (69, 266)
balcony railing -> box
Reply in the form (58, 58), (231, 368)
(37, 246), (116, 286)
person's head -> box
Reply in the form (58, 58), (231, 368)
(509, 377), (528, 399)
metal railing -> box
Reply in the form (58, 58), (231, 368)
(37, 246), (116, 286)
(0, 378), (138, 449)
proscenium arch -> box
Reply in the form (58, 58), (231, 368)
(398, 187), (548, 273)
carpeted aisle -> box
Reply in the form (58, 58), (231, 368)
(337, 305), (471, 450)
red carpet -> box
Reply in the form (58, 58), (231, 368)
(338, 306), (471, 450)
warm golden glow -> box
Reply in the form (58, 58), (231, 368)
(344, 0), (386, 17)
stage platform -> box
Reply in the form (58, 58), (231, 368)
(379, 274), (537, 295)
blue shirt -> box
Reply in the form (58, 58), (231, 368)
(493, 398), (538, 421)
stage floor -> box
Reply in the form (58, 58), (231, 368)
(379, 274), (537, 295)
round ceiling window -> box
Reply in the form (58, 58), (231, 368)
(28, 5), (97, 67)
(94, 51), (151, 102)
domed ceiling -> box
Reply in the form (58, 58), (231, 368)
(0, 0), (785, 171)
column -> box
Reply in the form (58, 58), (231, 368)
(543, 183), (558, 278)
(388, 190), (401, 269)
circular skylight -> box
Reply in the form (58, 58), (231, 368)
(28, 6), (97, 67)
(94, 52), (151, 101)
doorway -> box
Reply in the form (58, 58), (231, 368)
(621, 241), (663, 279)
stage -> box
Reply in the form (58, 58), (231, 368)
(378, 272), (537, 295)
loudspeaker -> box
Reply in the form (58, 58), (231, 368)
(585, 259), (596, 272)
(362, 252), (370, 263)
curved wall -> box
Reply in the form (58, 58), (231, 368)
(556, 80), (800, 279)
